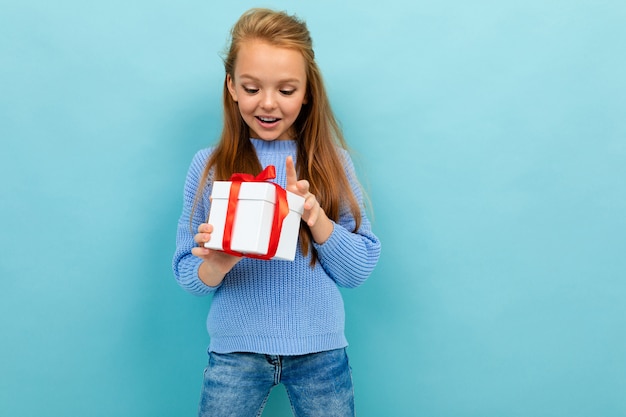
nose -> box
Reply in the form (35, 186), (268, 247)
(260, 91), (277, 110)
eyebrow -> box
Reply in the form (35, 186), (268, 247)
(238, 74), (302, 84)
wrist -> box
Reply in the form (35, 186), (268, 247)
(198, 260), (227, 287)
(310, 209), (333, 244)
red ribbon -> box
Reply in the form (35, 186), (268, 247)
(222, 165), (290, 260)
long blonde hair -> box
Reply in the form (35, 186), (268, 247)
(195, 8), (361, 264)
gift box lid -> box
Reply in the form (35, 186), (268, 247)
(211, 182), (305, 215)
(211, 181), (276, 204)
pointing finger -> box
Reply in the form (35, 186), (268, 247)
(285, 156), (297, 189)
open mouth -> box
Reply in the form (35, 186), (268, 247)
(256, 116), (281, 125)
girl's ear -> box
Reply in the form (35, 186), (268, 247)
(226, 74), (238, 102)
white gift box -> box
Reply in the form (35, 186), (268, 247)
(204, 181), (305, 261)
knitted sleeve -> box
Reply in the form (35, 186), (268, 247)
(313, 151), (381, 288)
(172, 149), (220, 296)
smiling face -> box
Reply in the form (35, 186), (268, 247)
(227, 39), (308, 141)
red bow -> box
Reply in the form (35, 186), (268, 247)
(222, 165), (290, 260)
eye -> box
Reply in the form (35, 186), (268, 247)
(280, 89), (296, 96)
(243, 86), (259, 94)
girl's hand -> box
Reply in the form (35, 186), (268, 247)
(192, 223), (241, 286)
(285, 156), (333, 244)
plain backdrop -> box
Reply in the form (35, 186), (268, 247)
(1, 0), (625, 416)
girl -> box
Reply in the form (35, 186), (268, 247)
(173, 8), (381, 417)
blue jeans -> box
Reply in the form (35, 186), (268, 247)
(198, 348), (355, 417)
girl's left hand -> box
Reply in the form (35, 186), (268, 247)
(285, 156), (333, 243)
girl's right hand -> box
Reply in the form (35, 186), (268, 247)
(191, 223), (242, 286)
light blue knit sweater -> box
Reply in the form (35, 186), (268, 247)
(172, 139), (381, 355)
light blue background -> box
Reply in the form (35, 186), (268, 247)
(1, 0), (625, 416)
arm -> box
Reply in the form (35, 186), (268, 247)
(172, 150), (240, 295)
(285, 154), (381, 288)
(313, 209), (380, 288)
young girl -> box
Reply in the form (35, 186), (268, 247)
(173, 8), (381, 417)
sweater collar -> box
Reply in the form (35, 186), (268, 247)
(250, 138), (298, 153)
